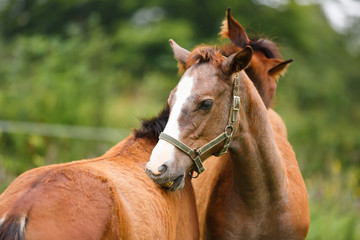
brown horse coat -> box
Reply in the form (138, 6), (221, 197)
(0, 133), (199, 240)
(193, 109), (309, 239)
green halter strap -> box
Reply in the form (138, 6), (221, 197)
(159, 73), (240, 175)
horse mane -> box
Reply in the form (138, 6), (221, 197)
(134, 106), (169, 140)
(220, 39), (281, 60)
(219, 39), (283, 109)
(249, 38), (282, 59)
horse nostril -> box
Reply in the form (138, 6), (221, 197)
(158, 164), (167, 173)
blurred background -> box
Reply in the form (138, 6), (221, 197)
(0, 0), (359, 239)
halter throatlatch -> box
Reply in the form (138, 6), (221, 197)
(159, 73), (241, 175)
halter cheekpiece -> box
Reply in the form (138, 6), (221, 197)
(159, 73), (241, 176)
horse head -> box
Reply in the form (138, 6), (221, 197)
(221, 8), (293, 108)
(145, 40), (253, 191)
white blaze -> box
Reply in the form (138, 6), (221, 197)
(147, 72), (194, 174)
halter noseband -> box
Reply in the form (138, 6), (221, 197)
(159, 73), (240, 176)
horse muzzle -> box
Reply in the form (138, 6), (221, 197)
(145, 166), (185, 192)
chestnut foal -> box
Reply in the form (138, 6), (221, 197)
(0, 130), (199, 239)
(146, 40), (309, 239)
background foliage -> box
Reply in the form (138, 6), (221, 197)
(0, 0), (359, 239)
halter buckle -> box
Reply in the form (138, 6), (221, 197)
(189, 148), (198, 159)
(233, 96), (240, 111)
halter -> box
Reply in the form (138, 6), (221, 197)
(159, 73), (241, 176)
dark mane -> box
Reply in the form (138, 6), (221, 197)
(249, 38), (282, 59)
(219, 39), (282, 60)
(134, 106), (169, 140)
(219, 38), (284, 108)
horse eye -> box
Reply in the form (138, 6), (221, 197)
(199, 99), (213, 110)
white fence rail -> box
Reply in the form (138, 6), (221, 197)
(0, 120), (130, 142)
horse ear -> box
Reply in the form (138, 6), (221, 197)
(219, 8), (250, 48)
(222, 46), (253, 75)
(169, 39), (190, 66)
(268, 58), (294, 76)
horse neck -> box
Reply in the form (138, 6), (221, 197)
(102, 134), (155, 159)
(229, 73), (288, 213)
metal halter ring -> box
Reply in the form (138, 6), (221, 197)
(189, 170), (199, 178)
(225, 125), (234, 138)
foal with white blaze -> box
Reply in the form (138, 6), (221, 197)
(146, 40), (252, 191)
(146, 40), (309, 239)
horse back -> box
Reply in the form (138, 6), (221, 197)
(0, 162), (122, 240)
